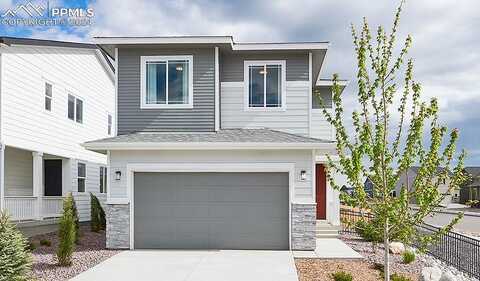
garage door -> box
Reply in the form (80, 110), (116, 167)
(133, 172), (289, 250)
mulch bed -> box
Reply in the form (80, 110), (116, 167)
(29, 225), (121, 281)
(295, 233), (424, 281)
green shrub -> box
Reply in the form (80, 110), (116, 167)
(56, 195), (77, 266)
(63, 192), (80, 244)
(0, 211), (32, 280)
(26, 241), (36, 252)
(391, 273), (412, 281)
(402, 251), (415, 264)
(331, 271), (353, 281)
(355, 220), (382, 242)
(90, 193), (106, 232)
(40, 239), (52, 247)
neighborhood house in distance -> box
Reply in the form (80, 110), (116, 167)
(363, 166), (480, 206)
(0, 37), (114, 229)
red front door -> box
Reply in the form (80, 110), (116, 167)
(316, 164), (327, 220)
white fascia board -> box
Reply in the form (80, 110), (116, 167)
(316, 80), (349, 87)
(232, 42), (330, 51)
(92, 36), (233, 45)
(83, 142), (335, 151)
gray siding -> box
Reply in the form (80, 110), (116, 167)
(220, 51), (309, 82)
(117, 47), (215, 134)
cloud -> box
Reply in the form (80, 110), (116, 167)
(1, 0), (478, 163)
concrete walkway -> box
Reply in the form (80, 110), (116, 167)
(71, 250), (299, 281)
(293, 238), (362, 259)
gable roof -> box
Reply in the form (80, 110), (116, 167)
(83, 128), (335, 152)
(0, 36), (115, 76)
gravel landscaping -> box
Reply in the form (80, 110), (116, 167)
(29, 225), (121, 281)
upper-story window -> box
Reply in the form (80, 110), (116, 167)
(107, 114), (112, 135)
(140, 55), (193, 109)
(68, 94), (83, 123)
(44, 82), (53, 111)
(244, 61), (286, 110)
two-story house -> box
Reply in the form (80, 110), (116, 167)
(0, 37), (115, 227)
(85, 36), (346, 251)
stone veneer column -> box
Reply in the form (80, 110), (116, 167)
(106, 204), (130, 249)
(291, 203), (316, 250)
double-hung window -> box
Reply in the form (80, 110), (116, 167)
(244, 61), (286, 110)
(140, 55), (193, 109)
(68, 94), (83, 123)
(77, 162), (86, 192)
(44, 82), (53, 111)
(107, 114), (112, 135)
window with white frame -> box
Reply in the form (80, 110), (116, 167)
(68, 94), (83, 123)
(107, 114), (112, 135)
(44, 82), (52, 111)
(99, 166), (107, 193)
(244, 61), (286, 109)
(77, 162), (86, 192)
(140, 55), (193, 108)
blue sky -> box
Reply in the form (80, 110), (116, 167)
(1, 0), (479, 165)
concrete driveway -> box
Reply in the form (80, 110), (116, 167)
(70, 250), (298, 281)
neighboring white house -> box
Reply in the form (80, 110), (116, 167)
(0, 37), (115, 223)
(85, 36), (347, 251)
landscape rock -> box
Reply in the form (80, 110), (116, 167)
(421, 266), (442, 281)
(389, 241), (406, 254)
(439, 271), (457, 281)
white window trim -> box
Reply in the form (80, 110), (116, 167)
(140, 55), (194, 109)
(44, 80), (53, 112)
(77, 162), (86, 193)
(67, 93), (84, 124)
(243, 60), (287, 112)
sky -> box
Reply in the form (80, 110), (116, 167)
(0, 0), (479, 165)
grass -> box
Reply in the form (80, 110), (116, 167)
(40, 239), (52, 247)
(402, 251), (415, 264)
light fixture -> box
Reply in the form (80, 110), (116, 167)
(115, 171), (122, 181)
(300, 170), (307, 181)
(176, 65), (183, 71)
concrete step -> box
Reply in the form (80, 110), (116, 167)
(316, 220), (340, 238)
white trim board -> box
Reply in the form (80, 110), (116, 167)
(125, 162), (296, 250)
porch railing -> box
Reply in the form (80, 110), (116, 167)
(4, 196), (64, 221)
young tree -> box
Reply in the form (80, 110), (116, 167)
(319, 2), (466, 280)
(57, 194), (77, 266)
(0, 211), (32, 281)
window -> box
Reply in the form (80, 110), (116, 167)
(140, 55), (193, 109)
(107, 114), (112, 135)
(244, 61), (286, 110)
(68, 94), (83, 123)
(99, 166), (107, 193)
(45, 82), (52, 111)
(77, 162), (86, 192)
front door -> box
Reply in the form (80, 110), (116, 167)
(44, 160), (62, 196)
(316, 164), (327, 220)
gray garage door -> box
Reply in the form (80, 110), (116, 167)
(134, 172), (289, 250)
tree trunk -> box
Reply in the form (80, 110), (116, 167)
(384, 220), (390, 281)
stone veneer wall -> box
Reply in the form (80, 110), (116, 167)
(291, 203), (316, 250)
(106, 204), (130, 249)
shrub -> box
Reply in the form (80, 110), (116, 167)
(331, 271), (353, 281)
(40, 239), (52, 247)
(0, 211), (32, 280)
(391, 273), (412, 281)
(26, 241), (36, 252)
(90, 193), (106, 232)
(56, 196), (77, 266)
(402, 251), (415, 264)
(355, 220), (382, 243)
(63, 192), (80, 244)
(466, 200), (480, 208)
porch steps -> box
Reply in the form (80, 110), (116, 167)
(316, 220), (341, 238)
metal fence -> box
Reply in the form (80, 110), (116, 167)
(339, 208), (480, 279)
